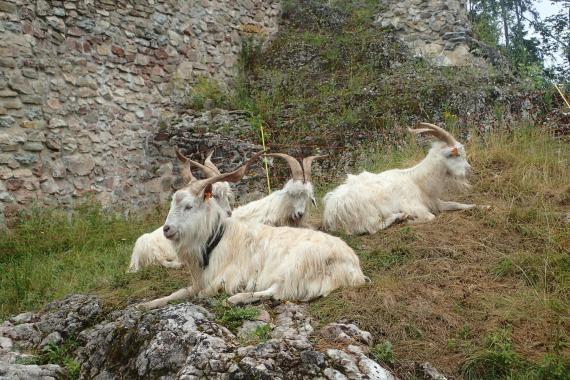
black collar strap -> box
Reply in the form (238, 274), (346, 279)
(201, 223), (225, 269)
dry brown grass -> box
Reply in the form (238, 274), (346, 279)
(309, 127), (570, 378)
(4, 126), (566, 379)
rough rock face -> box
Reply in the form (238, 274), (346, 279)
(0, 0), (281, 227)
(0, 294), (398, 380)
(0, 362), (65, 380)
(164, 110), (270, 199)
(374, 0), (485, 67)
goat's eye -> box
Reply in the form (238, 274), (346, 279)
(185, 204), (192, 211)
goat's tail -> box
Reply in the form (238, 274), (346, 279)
(127, 234), (149, 273)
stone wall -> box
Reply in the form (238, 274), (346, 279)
(0, 0), (280, 226)
(375, 0), (485, 67)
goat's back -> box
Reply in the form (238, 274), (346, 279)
(202, 221), (368, 301)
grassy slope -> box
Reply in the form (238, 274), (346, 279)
(1, 128), (568, 379)
(0, 204), (188, 317)
(1, 0), (569, 378)
(309, 128), (570, 378)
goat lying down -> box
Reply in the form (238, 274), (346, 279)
(127, 150), (234, 273)
(231, 153), (325, 227)
(323, 123), (479, 235)
(138, 154), (368, 309)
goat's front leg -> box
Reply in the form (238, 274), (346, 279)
(438, 200), (476, 211)
(227, 284), (279, 305)
(159, 259), (184, 269)
(407, 210), (436, 224)
(375, 212), (409, 231)
(137, 286), (197, 310)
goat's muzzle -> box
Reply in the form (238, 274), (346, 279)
(163, 224), (177, 240)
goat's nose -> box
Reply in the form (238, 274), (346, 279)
(163, 224), (174, 238)
(297, 211), (304, 219)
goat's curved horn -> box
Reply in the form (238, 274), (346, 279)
(189, 151), (263, 195)
(265, 153), (304, 181)
(204, 149), (221, 175)
(175, 148), (196, 183)
(175, 148), (218, 178)
(302, 155), (327, 182)
(409, 123), (457, 146)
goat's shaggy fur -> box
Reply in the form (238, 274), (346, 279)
(231, 153), (323, 227)
(139, 168), (368, 309)
(231, 180), (315, 227)
(127, 181), (233, 273)
(323, 130), (476, 235)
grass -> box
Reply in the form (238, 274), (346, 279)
(16, 340), (81, 379)
(210, 294), (261, 332)
(2, 127), (567, 380)
(240, 323), (272, 346)
(371, 340), (395, 367)
(0, 202), (174, 318)
(308, 127), (570, 378)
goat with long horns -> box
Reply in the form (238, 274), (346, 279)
(138, 152), (368, 309)
(323, 122), (486, 235)
(231, 153), (326, 227)
(127, 149), (236, 273)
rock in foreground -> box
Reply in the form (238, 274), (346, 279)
(0, 294), (397, 379)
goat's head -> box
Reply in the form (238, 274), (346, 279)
(164, 151), (261, 242)
(266, 153), (326, 222)
(408, 123), (471, 179)
(176, 149), (235, 217)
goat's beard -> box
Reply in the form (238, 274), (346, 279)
(445, 172), (471, 193)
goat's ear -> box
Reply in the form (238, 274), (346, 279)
(444, 146), (460, 158)
(450, 147), (459, 157)
(202, 183), (213, 200)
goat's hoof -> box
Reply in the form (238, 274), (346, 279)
(396, 212), (410, 221)
(134, 302), (154, 311)
(226, 294), (244, 306)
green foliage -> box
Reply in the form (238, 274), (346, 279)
(0, 203), (165, 319)
(531, 354), (570, 380)
(211, 295), (261, 332)
(462, 328), (526, 379)
(462, 329), (570, 380)
(185, 76), (230, 110)
(241, 323), (272, 345)
(20, 340), (82, 380)
(472, 15), (501, 47)
(371, 341), (395, 366)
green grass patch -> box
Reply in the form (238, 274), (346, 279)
(371, 340), (395, 367)
(210, 295), (261, 332)
(17, 340), (81, 379)
(0, 204), (165, 319)
(240, 323), (272, 346)
(462, 329), (570, 380)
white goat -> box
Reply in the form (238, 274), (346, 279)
(138, 155), (368, 309)
(127, 150), (234, 273)
(231, 153), (325, 227)
(323, 123), (478, 235)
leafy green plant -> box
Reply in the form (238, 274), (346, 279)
(37, 340), (81, 379)
(185, 77), (229, 110)
(241, 323), (272, 345)
(462, 329), (526, 379)
(211, 295), (260, 332)
(371, 340), (395, 366)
